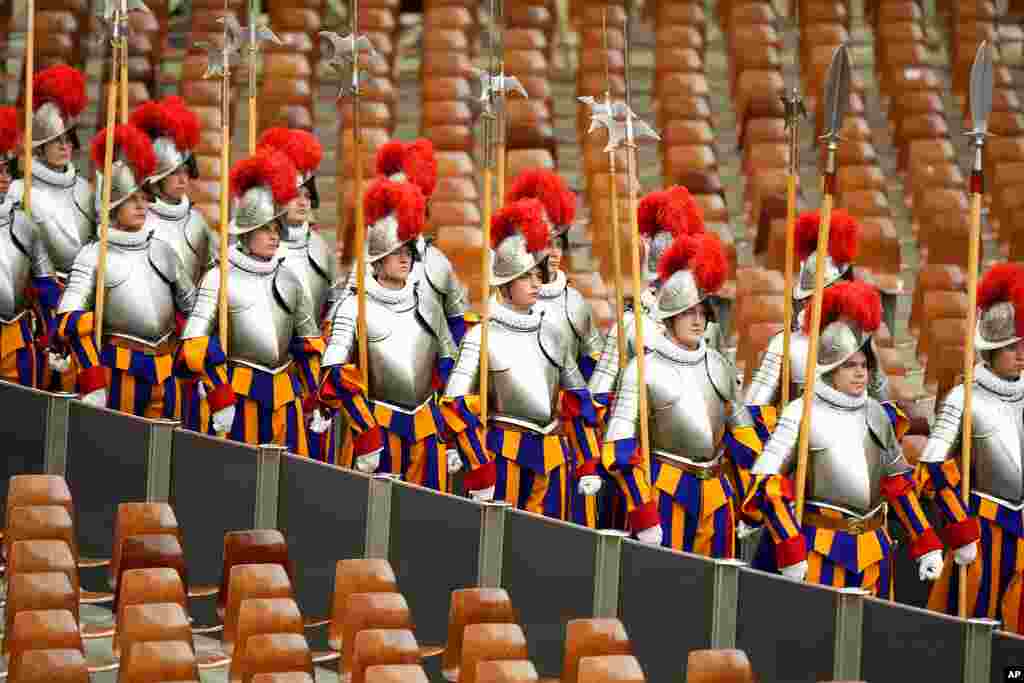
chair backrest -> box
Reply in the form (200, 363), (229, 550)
(223, 563), (294, 654)
(117, 640), (199, 683)
(218, 529), (294, 612)
(113, 534), (188, 608)
(117, 602), (192, 669)
(6, 505), (79, 563)
(460, 623), (529, 683)
(441, 588), (517, 676)
(3, 572), (77, 654)
(7, 609), (84, 682)
(114, 568), (188, 655)
(685, 649), (754, 683)
(578, 655), (646, 683)
(234, 632), (313, 683)
(329, 559), (399, 649)
(7, 540), (80, 604)
(351, 629), (421, 683)
(6, 475), (73, 525)
(228, 598), (304, 681)
(110, 503), (179, 587)
(341, 592), (415, 675)
(476, 660), (539, 683)
(251, 674), (316, 683)
(562, 618), (632, 683)
(8, 648), (89, 683)
(363, 665), (430, 683)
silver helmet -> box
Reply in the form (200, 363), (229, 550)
(793, 250), (850, 301)
(256, 127), (323, 209)
(364, 179), (426, 263)
(793, 209), (860, 301)
(90, 124), (156, 215)
(638, 186), (705, 284)
(975, 264), (1024, 352)
(490, 198), (550, 286)
(811, 281), (882, 375)
(654, 233), (726, 321)
(227, 149), (299, 236)
(30, 65), (87, 149)
(643, 230), (675, 283)
(129, 97), (201, 185)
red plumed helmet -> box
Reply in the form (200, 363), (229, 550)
(661, 185), (706, 236)
(257, 127), (323, 176)
(0, 107), (21, 155)
(978, 262), (1024, 336)
(158, 96), (200, 151)
(363, 178), (427, 242)
(90, 124), (157, 181)
(507, 168), (576, 227)
(807, 280), (882, 335)
(638, 190), (668, 238)
(795, 208), (860, 263)
(375, 138), (437, 198)
(32, 64), (87, 118)
(229, 149), (299, 204)
(656, 232), (727, 294)
(491, 198), (550, 253)
(375, 140), (406, 178)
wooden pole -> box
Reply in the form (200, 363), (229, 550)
(479, 140), (493, 427)
(352, 0), (369, 385)
(94, 47), (121, 351)
(248, 2), (258, 155)
(217, 69), (230, 351)
(608, 147), (627, 369)
(22, 0), (34, 217)
(780, 170), (798, 407)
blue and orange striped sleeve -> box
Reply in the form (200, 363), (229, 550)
(175, 335), (235, 411)
(881, 472), (946, 558)
(742, 474), (807, 567)
(55, 310), (105, 393)
(319, 363), (382, 457)
(290, 335), (325, 398)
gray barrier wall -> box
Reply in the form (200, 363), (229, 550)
(861, 596), (967, 682)
(0, 382), (58, 521)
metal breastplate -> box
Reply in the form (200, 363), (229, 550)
(969, 387), (1024, 506)
(103, 244), (176, 345)
(366, 299), (442, 408)
(787, 331), (809, 393)
(647, 351), (725, 462)
(0, 220), (31, 319)
(806, 404), (884, 515)
(280, 243), (329, 316)
(25, 177), (92, 274)
(538, 292), (580, 363)
(228, 267), (294, 372)
(149, 212), (201, 284)
(488, 322), (559, 429)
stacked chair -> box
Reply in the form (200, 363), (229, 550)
(504, 0), (558, 176)
(260, 0), (326, 131)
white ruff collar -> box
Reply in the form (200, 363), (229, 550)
(491, 301), (541, 331)
(33, 161), (77, 189)
(976, 362), (1024, 400)
(367, 273), (416, 306)
(814, 379), (867, 410)
(229, 245), (278, 274)
(150, 195), (190, 221)
(108, 227), (151, 249)
(538, 270), (567, 300)
(281, 221), (310, 245)
(656, 335), (706, 365)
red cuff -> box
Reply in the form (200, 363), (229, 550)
(78, 366), (107, 395)
(775, 535), (808, 567)
(207, 383), (237, 412)
(464, 461), (496, 492)
(629, 501), (659, 533)
(302, 393), (319, 414)
(942, 517), (981, 549)
(880, 473), (914, 501)
(909, 528), (944, 559)
(353, 426), (383, 457)
(174, 311), (187, 337)
(576, 459), (599, 478)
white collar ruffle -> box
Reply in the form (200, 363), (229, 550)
(976, 362), (1024, 400)
(32, 160), (77, 189)
(149, 195), (190, 221)
(814, 378), (867, 410)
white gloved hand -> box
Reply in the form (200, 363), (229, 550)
(309, 409), (332, 434)
(48, 351), (70, 373)
(781, 560), (809, 581)
(918, 549), (944, 581)
(954, 541), (978, 566)
(636, 525), (663, 546)
(469, 485), (495, 502)
(447, 449), (463, 474)
(81, 388), (107, 408)
(577, 475), (602, 496)
(736, 520), (761, 540)
(212, 405), (236, 434)
(355, 450), (381, 473)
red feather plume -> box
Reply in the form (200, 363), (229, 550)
(661, 185), (706, 236)
(32, 65), (87, 118)
(491, 198), (549, 253)
(795, 209), (860, 263)
(0, 107), (21, 155)
(507, 168), (576, 226)
(158, 96), (200, 151)
(258, 128), (322, 175)
(637, 190), (667, 238)
(229, 149), (299, 204)
(978, 262), (1024, 337)
(375, 140), (406, 178)
(404, 139), (437, 198)
(656, 233), (727, 294)
(364, 178), (395, 225)
(91, 124), (157, 181)
(129, 101), (173, 143)
(363, 178), (426, 242)
(806, 280), (882, 335)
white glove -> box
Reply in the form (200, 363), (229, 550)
(469, 485), (495, 502)
(355, 450), (381, 473)
(577, 475), (602, 496)
(636, 525), (663, 546)
(954, 541), (978, 566)
(197, 382), (208, 399)
(47, 351), (70, 373)
(736, 521), (761, 540)
(918, 549), (944, 581)
(781, 560), (808, 581)
(447, 449), (463, 474)
(309, 409), (332, 434)
(212, 405), (236, 434)
(81, 388), (107, 408)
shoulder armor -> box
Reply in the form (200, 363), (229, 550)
(75, 241), (100, 270)
(422, 244), (455, 295)
(183, 209), (210, 253)
(148, 238), (181, 286)
(72, 176), (93, 219)
(307, 232), (333, 281)
(538, 313), (567, 369)
(920, 384), (965, 463)
(765, 330), (786, 355)
(272, 262), (302, 314)
(9, 209), (36, 257)
(865, 399), (896, 450)
(416, 282), (448, 340)
(705, 348), (739, 402)
(565, 286), (589, 336)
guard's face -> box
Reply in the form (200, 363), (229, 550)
(42, 134), (72, 169)
(159, 167), (190, 202)
(547, 239), (563, 276)
(115, 192), (150, 231)
(285, 186), (312, 225)
(832, 351), (869, 397)
(378, 243), (413, 285)
(992, 341), (1024, 380)
(508, 266), (542, 308)
(247, 225), (281, 259)
(670, 303), (707, 350)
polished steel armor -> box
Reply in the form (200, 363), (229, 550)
(744, 327), (810, 406)
(146, 196), (214, 284)
(794, 250), (849, 301)
(603, 336), (752, 463)
(0, 202), (55, 320)
(419, 238), (469, 320)
(444, 304), (585, 430)
(537, 271), (601, 367)
(976, 300), (1022, 351)
(588, 301), (664, 397)
(96, 160), (144, 214)
(230, 186), (285, 235)
(57, 229), (196, 346)
(278, 222), (335, 316)
(181, 246), (319, 372)
(32, 102), (74, 148)
(9, 165), (93, 275)
(323, 275), (455, 409)
(752, 382), (910, 517)
(149, 136), (190, 185)
(920, 364), (1024, 507)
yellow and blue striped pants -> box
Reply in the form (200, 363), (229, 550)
(226, 395), (309, 456)
(107, 369), (183, 419)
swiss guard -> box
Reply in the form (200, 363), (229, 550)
(319, 178), (460, 490)
(442, 198), (602, 518)
(56, 124), (196, 417)
(601, 232), (759, 555)
(177, 149), (324, 454)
